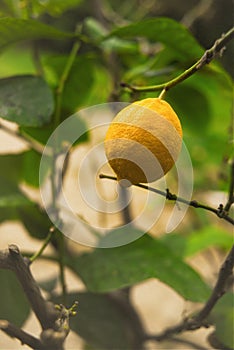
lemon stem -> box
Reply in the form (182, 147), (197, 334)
(158, 89), (167, 100)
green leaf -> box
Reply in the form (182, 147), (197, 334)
(108, 17), (203, 60)
(0, 46), (36, 77)
(185, 226), (233, 256)
(166, 82), (211, 132)
(160, 226), (233, 258)
(208, 293), (234, 349)
(43, 54), (94, 115)
(31, 0), (83, 16)
(0, 153), (32, 208)
(21, 149), (41, 187)
(20, 124), (54, 145)
(165, 64), (233, 187)
(0, 269), (30, 326)
(18, 205), (52, 240)
(84, 17), (107, 41)
(85, 65), (112, 105)
(0, 17), (74, 49)
(0, 75), (54, 126)
(0, 184), (31, 207)
(21, 116), (89, 147)
(0, 153), (23, 183)
(53, 292), (139, 349)
(0, 207), (19, 223)
(69, 233), (210, 302)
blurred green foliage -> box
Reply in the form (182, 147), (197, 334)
(0, 1), (233, 349)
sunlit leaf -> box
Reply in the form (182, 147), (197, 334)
(107, 17), (203, 60)
(160, 226), (233, 257)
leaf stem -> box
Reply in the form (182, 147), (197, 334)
(50, 30), (81, 304)
(54, 36), (81, 128)
(99, 174), (234, 225)
(29, 227), (55, 263)
(121, 26), (234, 94)
(0, 320), (43, 350)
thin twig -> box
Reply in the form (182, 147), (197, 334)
(145, 245), (234, 341)
(224, 159), (234, 212)
(120, 27), (234, 93)
(29, 226), (55, 263)
(50, 29), (81, 303)
(57, 232), (67, 304)
(0, 320), (43, 349)
(0, 121), (45, 154)
(169, 336), (208, 350)
(99, 174), (234, 225)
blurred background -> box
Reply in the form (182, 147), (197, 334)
(0, 0), (233, 349)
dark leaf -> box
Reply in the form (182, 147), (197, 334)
(18, 205), (52, 240)
(0, 153), (32, 209)
(0, 269), (30, 326)
(53, 292), (140, 349)
(0, 17), (74, 49)
(69, 233), (210, 302)
(43, 54), (94, 115)
(208, 293), (234, 349)
(0, 75), (54, 126)
(21, 149), (42, 188)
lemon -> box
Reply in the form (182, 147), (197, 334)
(104, 98), (182, 186)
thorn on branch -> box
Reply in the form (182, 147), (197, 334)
(166, 188), (177, 201)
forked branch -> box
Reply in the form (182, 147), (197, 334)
(0, 245), (77, 350)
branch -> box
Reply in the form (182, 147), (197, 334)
(0, 245), (78, 349)
(145, 244), (234, 342)
(99, 174), (234, 225)
(41, 302), (78, 350)
(224, 159), (234, 212)
(194, 244), (234, 322)
(120, 26), (234, 93)
(0, 320), (43, 349)
(0, 245), (59, 330)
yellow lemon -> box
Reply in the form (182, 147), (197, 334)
(104, 98), (182, 186)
